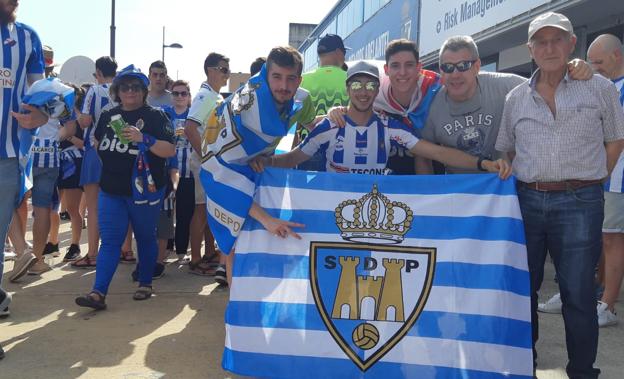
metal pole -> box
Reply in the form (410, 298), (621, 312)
(162, 26), (165, 62)
(110, 0), (116, 58)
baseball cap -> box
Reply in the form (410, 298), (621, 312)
(113, 64), (150, 88)
(528, 12), (574, 41)
(346, 61), (379, 82)
(317, 34), (350, 54)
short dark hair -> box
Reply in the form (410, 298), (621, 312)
(385, 39), (419, 63)
(266, 46), (303, 76)
(250, 57), (266, 76)
(109, 76), (148, 104)
(95, 56), (117, 77)
(203, 53), (229, 76)
(149, 60), (167, 74)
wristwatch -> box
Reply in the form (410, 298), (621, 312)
(477, 156), (487, 172)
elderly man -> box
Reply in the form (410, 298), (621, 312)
(496, 12), (624, 378)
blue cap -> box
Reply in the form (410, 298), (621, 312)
(114, 64), (149, 88)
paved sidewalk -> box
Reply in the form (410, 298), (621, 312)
(1, 220), (622, 378)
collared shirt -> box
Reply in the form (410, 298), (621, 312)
(495, 70), (624, 182)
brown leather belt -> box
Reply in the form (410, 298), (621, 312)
(518, 179), (603, 192)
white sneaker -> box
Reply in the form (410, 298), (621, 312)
(538, 293), (562, 314)
(4, 250), (17, 261)
(597, 301), (618, 327)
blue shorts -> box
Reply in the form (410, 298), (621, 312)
(32, 167), (59, 208)
(80, 147), (102, 186)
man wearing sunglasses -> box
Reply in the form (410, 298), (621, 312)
(147, 60), (172, 107)
(417, 34), (592, 174)
(252, 61), (511, 180)
(184, 52), (230, 280)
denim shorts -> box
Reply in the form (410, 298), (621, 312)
(32, 167), (59, 208)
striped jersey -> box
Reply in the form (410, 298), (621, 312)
(606, 76), (624, 192)
(163, 105), (192, 178)
(1, 21), (44, 159)
(81, 83), (114, 149)
(30, 118), (60, 168)
(299, 113), (420, 175)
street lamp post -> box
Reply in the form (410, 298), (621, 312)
(110, 0), (116, 58)
(162, 26), (183, 62)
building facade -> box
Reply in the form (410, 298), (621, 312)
(299, 0), (624, 76)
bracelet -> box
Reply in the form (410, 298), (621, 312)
(477, 156), (487, 172)
(142, 133), (157, 147)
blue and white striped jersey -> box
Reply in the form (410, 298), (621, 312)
(299, 113), (420, 175)
(606, 76), (624, 193)
(30, 118), (60, 168)
(163, 106), (192, 178)
(81, 83), (114, 149)
(1, 21), (44, 159)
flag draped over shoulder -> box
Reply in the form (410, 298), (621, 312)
(223, 168), (533, 379)
(199, 65), (303, 253)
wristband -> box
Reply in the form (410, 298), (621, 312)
(142, 133), (157, 148)
(477, 156), (487, 172)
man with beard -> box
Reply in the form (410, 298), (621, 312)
(0, 0), (48, 360)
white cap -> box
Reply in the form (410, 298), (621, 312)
(528, 12), (573, 41)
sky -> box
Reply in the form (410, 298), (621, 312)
(17, 0), (338, 90)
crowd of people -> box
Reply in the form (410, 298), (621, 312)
(1, 0), (624, 377)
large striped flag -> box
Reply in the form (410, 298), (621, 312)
(224, 168), (533, 378)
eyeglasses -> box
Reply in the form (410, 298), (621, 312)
(119, 83), (144, 93)
(208, 66), (230, 75)
(172, 91), (189, 97)
(439, 60), (477, 74)
(348, 81), (379, 92)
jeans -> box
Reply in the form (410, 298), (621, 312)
(0, 158), (20, 284)
(93, 190), (163, 294)
(518, 184), (603, 379)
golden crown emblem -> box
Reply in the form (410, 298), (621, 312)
(335, 184), (413, 244)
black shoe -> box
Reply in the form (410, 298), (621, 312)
(214, 264), (227, 286)
(153, 263), (165, 279)
(63, 244), (81, 262)
(0, 288), (11, 317)
(0, 344), (4, 360)
(59, 211), (71, 221)
(42, 242), (60, 257)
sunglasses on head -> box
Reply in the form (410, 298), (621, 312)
(208, 66), (230, 75)
(348, 80), (379, 92)
(439, 60), (477, 74)
(172, 90), (189, 97)
(119, 83), (143, 93)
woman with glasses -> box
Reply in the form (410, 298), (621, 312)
(75, 65), (175, 309)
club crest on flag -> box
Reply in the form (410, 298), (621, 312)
(310, 184), (436, 371)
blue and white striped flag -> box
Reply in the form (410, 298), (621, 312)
(199, 64), (304, 253)
(223, 168), (533, 378)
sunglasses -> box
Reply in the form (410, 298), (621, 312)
(208, 66), (230, 75)
(119, 83), (144, 93)
(172, 91), (189, 97)
(439, 60), (477, 74)
(348, 81), (379, 92)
